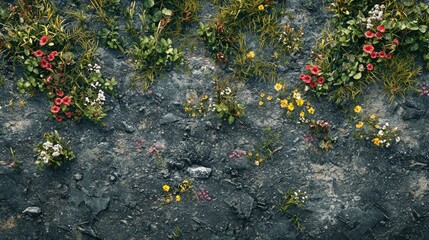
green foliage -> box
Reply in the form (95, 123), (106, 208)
(277, 189), (307, 231)
(197, 21), (237, 62)
(99, 25), (124, 51)
(34, 130), (75, 170)
(213, 79), (245, 124)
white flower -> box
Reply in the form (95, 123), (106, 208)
(43, 141), (53, 150)
(396, 137), (401, 142)
(224, 87), (231, 95)
(40, 151), (47, 156)
(43, 156), (49, 163)
(52, 152), (60, 157)
(378, 130), (384, 136)
(53, 144), (62, 152)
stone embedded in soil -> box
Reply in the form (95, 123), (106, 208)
(160, 113), (182, 125)
(339, 206), (387, 239)
(225, 191), (254, 219)
(84, 197), (110, 216)
(122, 121), (136, 133)
(22, 207), (42, 216)
(187, 166), (212, 179)
(74, 173), (83, 181)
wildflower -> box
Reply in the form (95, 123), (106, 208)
(33, 50), (45, 57)
(56, 89), (64, 97)
(396, 136), (400, 142)
(372, 138), (380, 146)
(296, 98), (304, 106)
(308, 107), (315, 114)
(39, 36), (49, 46)
(370, 114), (376, 119)
(54, 98), (63, 105)
(247, 151), (253, 157)
(192, 112), (196, 117)
(47, 51), (58, 61)
(356, 121), (364, 128)
(260, 92), (265, 98)
(62, 96), (72, 106)
(309, 82), (316, 89)
(40, 57), (50, 69)
(377, 25), (385, 33)
(317, 77), (325, 84)
(363, 45), (375, 54)
(299, 111), (305, 118)
(280, 99), (288, 108)
(175, 195), (181, 202)
(378, 51), (386, 58)
(307, 65), (320, 75)
(247, 51), (255, 60)
(162, 185), (170, 192)
(259, 100), (264, 106)
(274, 83), (283, 91)
(300, 74), (312, 84)
(267, 95), (273, 101)
(366, 63), (374, 71)
(52, 151), (60, 157)
(365, 31), (374, 38)
(65, 111), (73, 118)
(273, 52), (279, 58)
(393, 38), (399, 46)
(287, 103), (294, 111)
(354, 105), (362, 113)
(51, 105), (60, 114)
(375, 32), (383, 39)
(258, 5), (264, 11)
(255, 160), (260, 166)
(378, 130), (384, 136)
(43, 141), (53, 150)
(292, 91), (301, 100)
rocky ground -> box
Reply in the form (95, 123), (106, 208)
(1, 0), (429, 239)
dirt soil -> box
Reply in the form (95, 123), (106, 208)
(1, 0), (429, 239)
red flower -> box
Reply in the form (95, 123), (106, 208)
(55, 115), (63, 122)
(393, 38), (399, 46)
(51, 105), (60, 114)
(62, 96), (72, 106)
(301, 74), (312, 84)
(363, 45), (375, 54)
(371, 52), (378, 59)
(33, 50), (45, 57)
(65, 112), (73, 118)
(40, 57), (49, 69)
(47, 51), (58, 61)
(317, 77), (325, 84)
(299, 74), (305, 79)
(386, 53), (392, 59)
(310, 65), (320, 75)
(54, 98), (63, 105)
(309, 81), (317, 89)
(56, 89), (64, 97)
(39, 36), (49, 46)
(45, 62), (52, 70)
(377, 25), (385, 33)
(365, 31), (374, 38)
(366, 63), (374, 71)
(375, 32), (383, 39)
(378, 51), (386, 58)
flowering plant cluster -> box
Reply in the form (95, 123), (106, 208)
(277, 189), (308, 231)
(353, 105), (401, 148)
(34, 130), (75, 169)
(162, 180), (192, 204)
(247, 128), (280, 166)
(278, 24), (303, 54)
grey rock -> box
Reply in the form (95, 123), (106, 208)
(187, 166), (212, 179)
(122, 121), (136, 133)
(85, 197), (110, 216)
(225, 191), (254, 219)
(160, 113), (182, 125)
(74, 173), (83, 181)
(23, 207), (41, 216)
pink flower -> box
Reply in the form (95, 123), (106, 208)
(62, 96), (72, 106)
(39, 36), (49, 46)
(371, 52), (378, 59)
(309, 82), (316, 89)
(56, 89), (64, 97)
(363, 45), (375, 54)
(317, 77), (325, 84)
(55, 115), (63, 122)
(310, 65), (320, 75)
(301, 74), (312, 84)
(377, 25), (385, 33)
(375, 32), (383, 39)
(365, 31), (374, 38)
(393, 38), (399, 46)
(54, 98), (63, 105)
(33, 50), (45, 57)
(65, 112), (73, 118)
(40, 57), (49, 69)
(366, 63), (374, 71)
(386, 53), (392, 60)
(378, 51), (386, 58)
(51, 105), (60, 114)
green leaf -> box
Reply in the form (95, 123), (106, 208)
(419, 25), (427, 33)
(228, 116), (235, 124)
(143, 0), (154, 8)
(162, 8), (172, 16)
(353, 72), (362, 80)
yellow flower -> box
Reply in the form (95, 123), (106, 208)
(259, 100), (264, 106)
(274, 83), (283, 91)
(192, 112), (196, 117)
(247, 51), (255, 60)
(260, 92), (265, 98)
(273, 52), (279, 59)
(308, 107), (315, 114)
(392, 127), (397, 132)
(354, 105), (362, 113)
(247, 151), (253, 157)
(280, 99), (288, 108)
(356, 121), (364, 128)
(255, 160), (260, 166)
(296, 98), (304, 106)
(162, 185), (170, 192)
(175, 195), (181, 202)
(287, 103), (294, 111)
(255, 153), (259, 157)
(370, 114), (376, 119)
(203, 95), (209, 100)
(267, 95), (273, 101)
(372, 138), (380, 146)
(299, 111), (305, 118)
(180, 186), (186, 192)
(258, 4), (264, 11)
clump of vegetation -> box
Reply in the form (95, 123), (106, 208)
(277, 189), (308, 231)
(247, 127), (281, 166)
(162, 180), (193, 204)
(34, 130), (75, 170)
